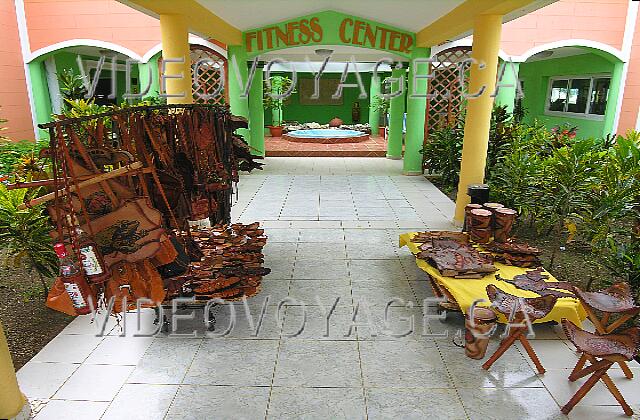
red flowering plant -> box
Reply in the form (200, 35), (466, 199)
(550, 123), (578, 148)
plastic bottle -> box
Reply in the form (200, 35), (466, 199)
(54, 243), (94, 315)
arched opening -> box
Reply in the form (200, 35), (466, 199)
(518, 43), (624, 138)
(27, 42), (144, 137)
(254, 44), (403, 157)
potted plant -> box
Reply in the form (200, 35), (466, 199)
(371, 93), (390, 137)
(263, 75), (294, 137)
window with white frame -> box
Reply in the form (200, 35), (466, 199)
(546, 75), (611, 119)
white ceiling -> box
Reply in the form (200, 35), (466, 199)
(194, 0), (465, 32)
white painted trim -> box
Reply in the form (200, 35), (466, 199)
(44, 57), (62, 114)
(622, 0), (638, 61)
(517, 39), (626, 63)
(142, 35), (228, 63)
(28, 39), (143, 63)
(544, 74), (610, 121)
(13, 0), (39, 139)
(429, 38), (510, 62)
(635, 104), (640, 131)
(613, 61), (629, 133)
(613, 0), (639, 133)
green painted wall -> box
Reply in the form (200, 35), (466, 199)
(519, 53), (617, 139)
(243, 10), (415, 59)
(28, 60), (53, 140)
(265, 72), (373, 125)
(53, 51), (136, 103)
(138, 52), (161, 98)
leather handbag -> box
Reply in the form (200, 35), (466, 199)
(82, 197), (167, 267)
(104, 260), (166, 312)
(155, 235), (190, 278)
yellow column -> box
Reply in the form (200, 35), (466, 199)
(453, 14), (503, 223)
(160, 14), (193, 104)
(0, 321), (28, 419)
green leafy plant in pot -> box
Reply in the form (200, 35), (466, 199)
(371, 93), (390, 137)
(263, 75), (294, 137)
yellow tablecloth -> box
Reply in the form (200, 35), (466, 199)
(399, 232), (587, 326)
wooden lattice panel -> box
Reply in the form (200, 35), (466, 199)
(190, 46), (226, 105)
(423, 47), (471, 170)
(425, 48), (471, 131)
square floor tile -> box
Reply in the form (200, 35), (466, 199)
(85, 336), (154, 365)
(298, 228), (345, 243)
(183, 339), (278, 386)
(266, 229), (300, 242)
(268, 387), (366, 419)
(458, 387), (563, 420)
(287, 279), (352, 307)
(165, 385), (270, 420)
(356, 306), (428, 340)
(251, 279), (291, 304)
(263, 242), (297, 260)
(293, 259), (349, 280)
(296, 242), (347, 259)
(17, 362), (79, 399)
(60, 314), (115, 335)
(343, 229), (391, 243)
(351, 279), (416, 307)
(274, 340), (361, 387)
(208, 302), (284, 339)
(266, 260), (295, 279)
(514, 339), (580, 370)
(34, 400), (109, 420)
(539, 368), (640, 407)
(54, 364), (134, 401)
(128, 338), (202, 384)
(359, 340), (451, 388)
(282, 306), (357, 340)
(366, 388), (466, 420)
(349, 259), (407, 281)
(439, 341), (543, 388)
(346, 243), (399, 259)
(101, 384), (178, 420)
(31, 334), (104, 363)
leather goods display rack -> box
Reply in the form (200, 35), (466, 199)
(14, 104), (268, 332)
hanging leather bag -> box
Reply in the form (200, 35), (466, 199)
(81, 197), (167, 267)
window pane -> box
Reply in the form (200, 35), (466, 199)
(549, 79), (568, 111)
(589, 78), (610, 115)
(566, 78), (590, 113)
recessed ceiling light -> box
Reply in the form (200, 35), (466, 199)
(315, 48), (334, 57)
(532, 50), (554, 59)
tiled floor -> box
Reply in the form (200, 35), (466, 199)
(265, 135), (387, 157)
(18, 158), (640, 419)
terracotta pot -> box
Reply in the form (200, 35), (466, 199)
(268, 125), (283, 137)
(329, 117), (343, 127)
(378, 126), (386, 137)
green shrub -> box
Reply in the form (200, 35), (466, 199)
(422, 124), (463, 192)
(0, 184), (57, 297)
(423, 105), (535, 194)
(0, 140), (48, 177)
